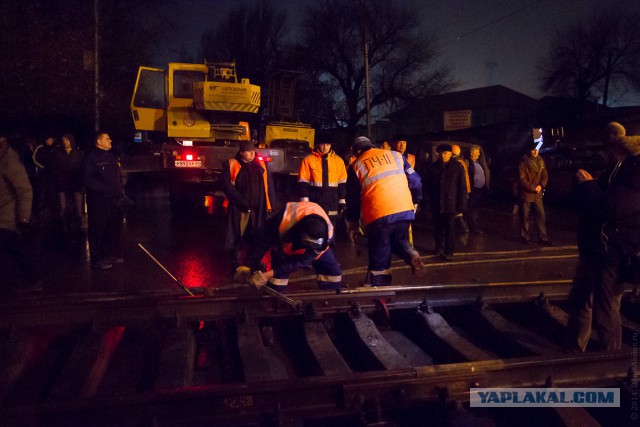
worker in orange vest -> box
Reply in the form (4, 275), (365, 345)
(346, 136), (425, 286)
(222, 140), (275, 268)
(234, 201), (342, 291)
(298, 136), (347, 225)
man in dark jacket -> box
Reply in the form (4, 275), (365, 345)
(0, 135), (42, 293)
(82, 132), (123, 270)
(424, 144), (467, 261)
(517, 135), (552, 245)
(566, 122), (640, 352)
(221, 140), (275, 267)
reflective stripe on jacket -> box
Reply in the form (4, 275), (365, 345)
(298, 149), (347, 188)
(279, 201), (333, 240)
(279, 201), (334, 258)
(352, 148), (415, 226)
(229, 158), (272, 210)
(298, 149), (347, 215)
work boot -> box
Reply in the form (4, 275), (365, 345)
(411, 254), (426, 277)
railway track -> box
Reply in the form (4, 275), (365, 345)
(0, 280), (637, 426)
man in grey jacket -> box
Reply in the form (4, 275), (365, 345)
(0, 135), (42, 294)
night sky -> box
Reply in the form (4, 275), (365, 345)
(155, 0), (640, 106)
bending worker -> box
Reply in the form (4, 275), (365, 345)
(346, 136), (425, 286)
(234, 201), (342, 292)
(298, 135), (347, 225)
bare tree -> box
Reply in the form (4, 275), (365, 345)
(0, 0), (171, 142)
(200, 0), (288, 90)
(539, 7), (640, 109)
(297, 0), (456, 136)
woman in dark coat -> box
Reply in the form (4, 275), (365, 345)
(51, 134), (84, 231)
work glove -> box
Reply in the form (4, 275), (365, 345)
(233, 266), (251, 284)
(249, 271), (269, 288)
(347, 221), (359, 243)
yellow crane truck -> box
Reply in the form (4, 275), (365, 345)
(130, 61), (291, 212)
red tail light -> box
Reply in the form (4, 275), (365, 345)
(257, 155), (273, 163)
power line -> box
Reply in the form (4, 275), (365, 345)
(442, 0), (543, 46)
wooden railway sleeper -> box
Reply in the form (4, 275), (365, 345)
(541, 376), (602, 427)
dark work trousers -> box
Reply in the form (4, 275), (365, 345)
(519, 198), (548, 240)
(366, 220), (416, 286)
(87, 193), (120, 262)
(468, 187), (485, 231)
(34, 172), (57, 220)
(566, 254), (624, 352)
(0, 228), (38, 285)
(268, 248), (342, 291)
(432, 212), (457, 256)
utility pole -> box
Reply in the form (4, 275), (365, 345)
(358, 0), (372, 139)
(364, 30), (371, 139)
(94, 0), (100, 132)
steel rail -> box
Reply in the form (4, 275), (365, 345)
(0, 279), (560, 326)
(2, 349), (630, 425)
(0, 280), (635, 328)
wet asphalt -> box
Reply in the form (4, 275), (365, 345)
(1, 174), (581, 298)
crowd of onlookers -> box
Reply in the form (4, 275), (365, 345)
(2, 129), (130, 294)
(11, 134), (86, 234)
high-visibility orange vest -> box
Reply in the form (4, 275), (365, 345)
(278, 201), (333, 257)
(405, 153), (416, 169)
(352, 148), (414, 226)
(228, 158), (272, 210)
(298, 150), (347, 188)
(455, 157), (471, 194)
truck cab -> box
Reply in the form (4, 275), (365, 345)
(130, 62), (263, 213)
